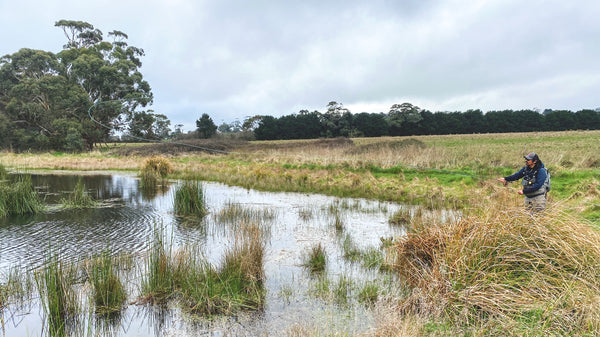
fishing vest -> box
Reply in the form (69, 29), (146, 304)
(521, 167), (547, 197)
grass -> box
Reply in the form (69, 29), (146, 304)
(174, 180), (207, 216)
(139, 221), (266, 316)
(35, 253), (79, 337)
(87, 249), (127, 315)
(139, 155), (173, 191)
(61, 178), (97, 209)
(0, 174), (44, 217)
(303, 243), (327, 274)
(391, 202), (600, 335)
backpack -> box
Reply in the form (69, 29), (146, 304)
(543, 167), (551, 192)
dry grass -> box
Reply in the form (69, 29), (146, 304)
(390, 201), (600, 335)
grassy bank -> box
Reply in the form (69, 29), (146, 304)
(1, 131), (598, 222)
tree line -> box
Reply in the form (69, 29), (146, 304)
(249, 101), (600, 140)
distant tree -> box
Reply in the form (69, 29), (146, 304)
(575, 109), (600, 130)
(544, 110), (577, 131)
(320, 101), (352, 137)
(196, 113), (217, 139)
(388, 103), (423, 136)
(254, 115), (279, 140)
(353, 112), (389, 137)
(0, 20), (154, 151)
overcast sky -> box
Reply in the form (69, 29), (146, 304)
(2, 0), (599, 131)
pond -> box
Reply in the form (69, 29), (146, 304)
(0, 172), (421, 336)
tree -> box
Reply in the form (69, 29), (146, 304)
(0, 20), (156, 151)
(388, 103), (423, 136)
(196, 113), (217, 139)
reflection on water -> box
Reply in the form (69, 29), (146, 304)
(0, 172), (418, 336)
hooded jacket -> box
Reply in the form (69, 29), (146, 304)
(504, 161), (547, 197)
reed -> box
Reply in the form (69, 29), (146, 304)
(61, 179), (96, 209)
(0, 174), (43, 217)
(139, 155), (173, 190)
(140, 227), (174, 304)
(174, 180), (206, 216)
(87, 250), (127, 315)
(35, 254), (79, 337)
(176, 221), (266, 315)
(302, 243), (327, 274)
(391, 205), (600, 335)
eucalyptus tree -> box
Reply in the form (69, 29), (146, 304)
(0, 20), (154, 151)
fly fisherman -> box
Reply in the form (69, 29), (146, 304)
(497, 152), (548, 212)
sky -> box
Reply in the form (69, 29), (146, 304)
(1, 0), (599, 132)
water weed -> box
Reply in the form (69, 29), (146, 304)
(35, 254), (79, 337)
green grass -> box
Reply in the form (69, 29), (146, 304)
(174, 181), (207, 216)
(61, 179), (97, 209)
(0, 174), (44, 217)
(35, 253), (79, 337)
(302, 243), (327, 274)
(88, 249), (127, 315)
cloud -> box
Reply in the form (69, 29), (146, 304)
(1, 0), (599, 131)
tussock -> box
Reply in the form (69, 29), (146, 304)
(391, 205), (600, 333)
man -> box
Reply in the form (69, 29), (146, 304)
(497, 152), (548, 212)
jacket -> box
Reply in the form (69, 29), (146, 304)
(504, 162), (547, 197)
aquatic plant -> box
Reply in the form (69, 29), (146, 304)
(176, 222), (266, 315)
(88, 250), (127, 315)
(0, 164), (7, 180)
(61, 179), (96, 209)
(35, 254), (79, 337)
(174, 180), (206, 216)
(140, 155), (173, 190)
(302, 243), (327, 274)
(0, 174), (43, 217)
(141, 228), (174, 304)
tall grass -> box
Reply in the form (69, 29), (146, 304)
(391, 205), (600, 335)
(35, 254), (79, 337)
(302, 243), (327, 274)
(0, 174), (44, 217)
(87, 250), (127, 315)
(61, 179), (96, 209)
(140, 227), (174, 304)
(140, 155), (173, 191)
(174, 180), (206, 216)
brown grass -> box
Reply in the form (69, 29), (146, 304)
(390, 201), (600, 334)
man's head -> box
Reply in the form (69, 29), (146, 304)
(524, 152), (539, 168)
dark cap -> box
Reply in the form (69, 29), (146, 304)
(524, 152), (537, 160)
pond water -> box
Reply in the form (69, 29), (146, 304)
(0, 172), (415, 336)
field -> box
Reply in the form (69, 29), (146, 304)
(2, 130), (600, 336)
(2, 130), (599, 222)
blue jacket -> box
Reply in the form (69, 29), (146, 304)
(504, 162), (547, 197)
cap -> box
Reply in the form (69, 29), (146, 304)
(524, 152), (537, 160)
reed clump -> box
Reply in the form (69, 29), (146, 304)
(140, 155), (173, 190)
(0, 174), (43, 217)
(35, 255), (79, 337)
(61, 179), (96, 209)
(174, 180), (206, 216)
(303, 243), (327, 274)
(391, 205), (600, 335)
(87, 250), (127, 315)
